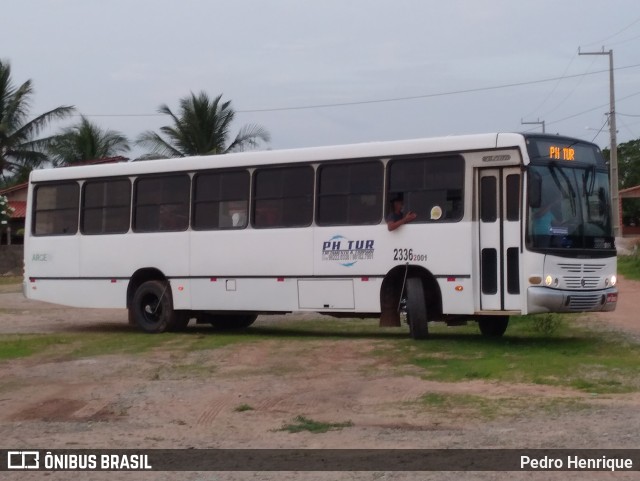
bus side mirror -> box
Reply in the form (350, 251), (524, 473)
(528, 172), (542, 208)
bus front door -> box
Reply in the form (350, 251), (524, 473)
(478, 168), (521, 311)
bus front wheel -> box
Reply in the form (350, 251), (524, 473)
(131, 280), (177, 333)
(406, 277), (429, 340)
(478, 316), (509, 337)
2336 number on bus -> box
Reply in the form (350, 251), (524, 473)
(393, 248), (427, 262)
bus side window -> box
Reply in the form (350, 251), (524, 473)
(81, 178), (131, 235)
(317, 161), (383, 226)
(33, 182), (80, 236)
(388, 155), (464, 222)
(133, 174), (190, 233)
(253, 166), (313, 228)
(193, 170), (249, 230)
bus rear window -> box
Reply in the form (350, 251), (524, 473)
(33, 182), (80, 236)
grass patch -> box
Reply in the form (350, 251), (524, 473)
(531, 313), (564, 336)
(0, 335), (70, 360)
(617, 254), (640, 280)
(1, 314), (638, 396)
(0, 276), (21, 286)
(391, 315), (640, 394)
(234, 404), (254, 412)
(277, 415), (353, 434)
(0, 330), (259, 362)
(420, 392), (594, 420)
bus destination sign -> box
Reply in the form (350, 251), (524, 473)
(549, 145), (575, 161)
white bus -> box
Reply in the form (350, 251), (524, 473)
(23, 133), (618, 339)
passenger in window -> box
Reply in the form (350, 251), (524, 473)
(386, 194), (417, 231)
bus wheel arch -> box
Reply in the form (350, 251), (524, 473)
(127, 268), (188, 333)
(379, 266), (442, 333)
(127, 268), (167, 311)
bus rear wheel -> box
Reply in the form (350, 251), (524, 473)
(406, 277), (429, 340)
(131, 280), (179, 333)
(478, 316), (509, 337)
(199, 313), (258, 331)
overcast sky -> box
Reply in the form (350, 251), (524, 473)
(4, 0), (640, 158)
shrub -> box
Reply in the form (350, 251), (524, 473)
(532, 313), (563, 335)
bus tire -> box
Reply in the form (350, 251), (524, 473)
(131, 280), (176, 333)
(478, 316), (509, 337)
(201, 313), (257, 331)
(406, 277), (429, 340)
(168, 311), (191, 332)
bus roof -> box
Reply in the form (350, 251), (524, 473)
(30, 132), (528, 183)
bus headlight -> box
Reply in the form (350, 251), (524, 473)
(545, 275), (553, 286)
(610, 275), (617, 287)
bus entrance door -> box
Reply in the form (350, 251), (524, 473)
(478, 168), (521, 311)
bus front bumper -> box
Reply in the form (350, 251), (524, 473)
(527, 286), (618, 314)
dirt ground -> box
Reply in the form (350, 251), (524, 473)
(0, 278), (639, 481)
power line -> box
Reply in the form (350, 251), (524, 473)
(545, 89), (640, 127)
(590, 118), (609, 142)
(75, 63), (640, 118)
(235, 64), (640, 113)
(581, 14), (640, 47)
(538, 56), (597, 118)
(522, 53), (577, 119)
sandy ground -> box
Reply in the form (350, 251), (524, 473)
(0, 278), (639, 481)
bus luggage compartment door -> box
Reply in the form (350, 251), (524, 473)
(297, 279), (355, 310)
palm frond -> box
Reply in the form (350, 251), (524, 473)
(136, 130), (184, 158)
(140, 91), (270, 158)
(12, 105), (75, 144)
(225, 124), (271, 153)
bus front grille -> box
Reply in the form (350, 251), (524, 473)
(557, 263), (605, 274)
(563, 276), (601, 289)
(565, 294), (604, 311)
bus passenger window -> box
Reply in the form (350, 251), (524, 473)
(133, 174), (190, 232)
(33, 182), (80, 236)
(388, 155), (464, 222)
(253, 166), (313, 228)
(317, 161), (383, 225)
(193, 170), (249, 230)
(82, 178), (131, 234)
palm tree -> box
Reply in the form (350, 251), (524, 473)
(48, 116), (130, 166)
(0, 59), (74, 184)
(137, 92), (270, 157)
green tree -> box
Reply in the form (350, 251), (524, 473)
(48, 116), (130, 166)
(604, 139), (640, 224)
(0, 59), (74, 185)
(137, 92), (270, 157)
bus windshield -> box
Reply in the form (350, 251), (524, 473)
(525, 137), (614, 252)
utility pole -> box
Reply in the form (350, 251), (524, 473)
(579, 47), (620, 237)
(521, 118), (546, 133)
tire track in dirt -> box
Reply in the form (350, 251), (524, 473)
(196, 395), (236, 425)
